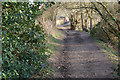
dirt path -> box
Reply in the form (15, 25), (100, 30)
(49, 29), (113, 78)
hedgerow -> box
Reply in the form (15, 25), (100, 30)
(2, 2), (54, 78)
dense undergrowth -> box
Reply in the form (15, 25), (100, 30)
(2, 2), (55, 78)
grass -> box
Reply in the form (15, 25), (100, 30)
(46, 29), (65, 77)
(47, 29), (64, 51)
(94, 39), (119, 77)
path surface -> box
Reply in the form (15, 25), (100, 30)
(49, 29), (113, 78)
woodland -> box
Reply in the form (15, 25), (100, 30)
(1, 1), (120, 79)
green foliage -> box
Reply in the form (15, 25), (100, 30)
(90, 22), (108, 41)
(2, 2), (54, 78)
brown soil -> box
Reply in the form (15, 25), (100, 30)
(49, 29), (114, 78)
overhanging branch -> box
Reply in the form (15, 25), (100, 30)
(66, 7), (95, 10)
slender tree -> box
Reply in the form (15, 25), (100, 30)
(118, 0), (120, 76)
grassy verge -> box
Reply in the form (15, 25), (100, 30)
(47, 29), (64, 51)
(94, 39), (119, 77)
(45, 29), (65, 77)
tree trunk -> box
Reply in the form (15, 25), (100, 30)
(90, 7), (93, 31)
(90, 17), (92, 30)
(81, 12), (84, 30)
(70, 14), (76, 30)
(118, 1), (120, 76)
(70, 15), (74, 30)
(85, 19), (87, 30)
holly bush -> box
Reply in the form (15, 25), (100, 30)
(2, 2), (54, 78)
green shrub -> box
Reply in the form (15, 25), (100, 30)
(90, 22), (108, 41)
(2, 2), (54, 78)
